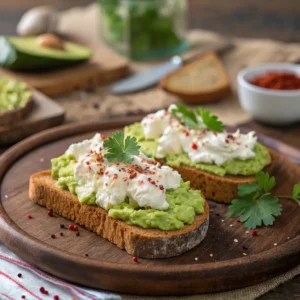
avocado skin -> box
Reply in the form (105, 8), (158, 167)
(0, 36), (91, 71)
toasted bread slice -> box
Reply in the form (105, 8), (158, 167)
(160, 52), (230, 104)
(0, 96), (33, 126)
(29, 170), (209, 258)
(156, 149), (276, 204)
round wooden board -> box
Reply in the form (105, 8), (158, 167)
(0, 117), (300, 296)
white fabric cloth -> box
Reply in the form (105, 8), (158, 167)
(0, 242), (121, 300)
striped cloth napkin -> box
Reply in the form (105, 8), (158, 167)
(0, 242), (121, 300)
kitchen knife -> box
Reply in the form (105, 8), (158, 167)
(111, 41), (233, 94)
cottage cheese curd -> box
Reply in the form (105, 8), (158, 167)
(65, 134), (181, 210)
(141, 105), (257, 166)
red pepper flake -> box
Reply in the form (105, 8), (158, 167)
(159, 185), (164, 191)
(147, 178), (156, 185)
(17, 273), (22, 278)
(88, 166), (92, 171)
(76, 232), (80, 236)
(105, 171), (109, 175)
(51, 234), (56, 239)
(129, 172), (137, 179)
(60, 232), (64, 236)
(48, 210), (53, 217)
(250, 71), (300, 90)
(99, 133), (106, 139)
(40, 287), (49, 295)
(191, 143), (198, 150)
(86, 161), (90, 165)
(132, 256), (138, 263)
(113, 174), (118, 180)
(54, 296), (59, 300)
(27, 214), (32, 219)
(147, 205), (151, 209)
(251, 229), (258, 236)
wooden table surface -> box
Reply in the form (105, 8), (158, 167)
(0, 0), (300, 299)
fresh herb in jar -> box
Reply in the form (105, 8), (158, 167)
(100, 0), (186, 59)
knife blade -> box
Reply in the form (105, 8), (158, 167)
(111, 41), (233, 95)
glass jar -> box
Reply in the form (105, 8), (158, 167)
(99, 0), (188, 60)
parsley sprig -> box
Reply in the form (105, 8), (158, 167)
(171, 104), (224, 132)
(103, 131), (140, 164)
(228, 171), (300, 229)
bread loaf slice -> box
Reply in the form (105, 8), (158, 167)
(160, 52), (230, 104)
(157, 149), (276, 204)
(29, 170), (209, 259)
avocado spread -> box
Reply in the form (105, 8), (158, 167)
(0, 77), (31, 111)
(125, 123), (271, 177)
(51, 154), (205, 231)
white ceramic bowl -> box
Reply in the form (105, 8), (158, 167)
(237, 63), (300, 125)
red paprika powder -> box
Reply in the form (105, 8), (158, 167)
(250, 72), (300, 90)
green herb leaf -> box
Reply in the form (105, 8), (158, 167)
(171, 104), (200, 128)
(256, 171), (276, 193)
(196, 108), (224, 132)
(238, 182), (260, 197)
(292, 183), (300, 206)
(228, 193), (282, 229)
(104, 131), (140, 164)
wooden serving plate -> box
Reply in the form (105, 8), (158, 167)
(0, 117), (299, 296)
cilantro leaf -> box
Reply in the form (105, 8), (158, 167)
(228, 193), (282, 229)
(292, 183), (300, 206)
(196, 108), (224, 132)
(171, 104), (200, 128)
(238, 182), (260, 197)
(256, 171), (276, 193)
(104, 131), (140, 163)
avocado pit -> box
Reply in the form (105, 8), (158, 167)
(37, 33), (65, 51)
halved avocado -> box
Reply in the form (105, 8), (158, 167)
(0, 36), (92, 71)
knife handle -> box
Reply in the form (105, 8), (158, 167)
(182, 40), (233, 64)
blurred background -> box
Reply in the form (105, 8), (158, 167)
(2, 0), (300, 41)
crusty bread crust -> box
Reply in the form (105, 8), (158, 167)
(160, 52), (231, 104)
(157, 149), (276, 203)
(29, 170), (209, 258)
(0, 96), (33, 126)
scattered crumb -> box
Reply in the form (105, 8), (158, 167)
(274, 243), (277, 246)
(194, 257), (198, 261)
(221, 219), (224, 222)
(39, 158), (45, 162)
(287, 237), (290, 240)
(230, 224), (233, 227)
(246, 231), (249, 234)
(4, 195), (8, 198)
(209, 253), (213, 257)
(234, 239), (239, 243)
(242, 253), (248, 256)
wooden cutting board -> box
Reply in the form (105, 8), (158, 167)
(0, 117), (299, 296)
(1, 44), (129, 97)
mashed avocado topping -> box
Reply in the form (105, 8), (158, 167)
(125, 122), (271, 177)
(0, 77), (31, 111)
(51, 134), (205, 231)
